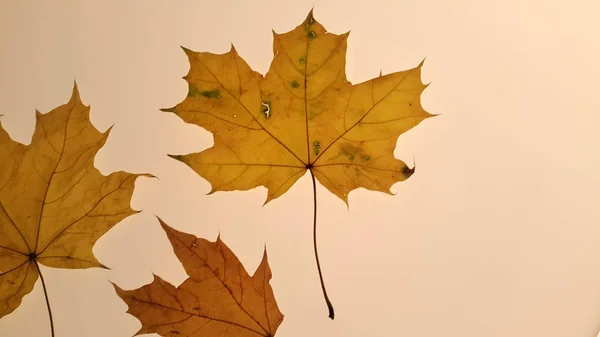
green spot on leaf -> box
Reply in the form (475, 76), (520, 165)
(299, 56), (305, 64)
(199, 89), (221, 99)
(187, 84), (200, 97)
(339, 144), (368, 162)
(313, 141), (321, 155)
(290, 80), (300, 88)
(188, 84), (221, 99)
(307, 31), (316, 39)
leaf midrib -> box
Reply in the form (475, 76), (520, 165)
(33, 106), (72, 254)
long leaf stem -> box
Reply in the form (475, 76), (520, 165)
(309, 169), (334, 319)
(34, 261), (55, 337)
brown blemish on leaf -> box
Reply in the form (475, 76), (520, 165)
(402, 164), (415, 177)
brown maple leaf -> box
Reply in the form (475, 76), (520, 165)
(0, 83), (148, 333)
(114, 217), (283, 337)
(162, 10), (434, 318)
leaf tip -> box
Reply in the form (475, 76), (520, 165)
(306, 7), (315, 22)
(70, 80), (83, 104)
(262, 244), (269, 260)
(160, 106), (177, 113)
(140, 172), (158, 180)
(110, 281), (124, 294)
(167, 154), (186, 164)
(72, 79), (80, 94)
(402, 161), (416, 178)
(262, 192), (280, 207)
(339, 193), (350, 210)
(180, 46), (195, 57)
(229, 42), (237, 54)
(427, 111), (441, 119)
(155, 215), (170, 231)
(103, 123), (115, 136)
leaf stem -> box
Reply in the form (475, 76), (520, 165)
(35, 261), (55, 337)
(309, 169), (334, 319)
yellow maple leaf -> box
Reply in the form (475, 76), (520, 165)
(163, 10), (433, 205)
(114, 217), (283, 337)
(163, 10), (434, 318)
(0, 83), (147, 325)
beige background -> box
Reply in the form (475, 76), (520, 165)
(1, 0), (600, 336)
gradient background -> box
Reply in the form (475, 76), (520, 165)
(1, 1), (599, 336)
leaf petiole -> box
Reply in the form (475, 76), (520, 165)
(35, 261), (55, 337)
(310, 169), (334, 319)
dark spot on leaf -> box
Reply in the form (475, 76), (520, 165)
(307, 31), (316, 39)
(402, 165), (415, 177)
(199, 89), (221, 99)
(299, 56), (305, 64)
(290, 80), (300, 88)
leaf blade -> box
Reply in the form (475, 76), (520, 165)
(166, 11), (432, 204)
(0, 83), (146, 318)
(114, 218), (284, 337)
(0, 259), (38, 319)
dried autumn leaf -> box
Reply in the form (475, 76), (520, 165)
(163, 10), (434, 318)
(163, 10), (432, 205)
(114, 217), (283, 337)
(0, 83), (147, 325)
